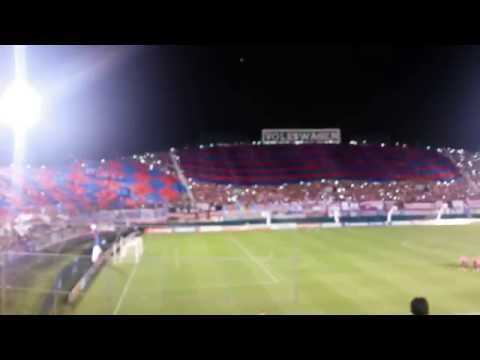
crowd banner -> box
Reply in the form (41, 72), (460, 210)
(467, 199), (480, 208)
(403, 202), (438, 210)
(452, 200), (465, 210)
(350, 202), (360, 211)
(144, 228), (173, 234)
(359, 201), (384, 211)
(274, 212), (306, 220)
(341, 202), (350, 211)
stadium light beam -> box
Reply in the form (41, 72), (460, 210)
(0, 45), (42, 166)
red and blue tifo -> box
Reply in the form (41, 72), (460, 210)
(178, 144), (461, 186)
(0, 159), (186, 215)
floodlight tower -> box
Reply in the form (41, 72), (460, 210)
(0, 45), (42, 167)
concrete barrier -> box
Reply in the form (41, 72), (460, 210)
(174, 227), (197, 233)
(410, 219), (480, 226)
(144, 217), (480, 236)
(270, 223), (298, 230)
(321, 223), (342, 228)
(342, 222), (369, 227)
(198, 226), (223, 232)
(390, 221), (413, 226)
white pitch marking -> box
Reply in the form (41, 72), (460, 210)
(231, 238), (279, 283)
(113, 263), (139, 315)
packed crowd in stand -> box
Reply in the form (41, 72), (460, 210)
(179, 143), (479, 215)
(3, 141), (480, 251)
(128, 151), (177, 175)
(0, 210), (90, 253)
(178, 143), (459, 185)
(0, 150), (185, 252)
(188, 178), (471, 210)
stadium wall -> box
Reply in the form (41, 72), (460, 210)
(139, 214), (430, 230)
(143, 216), (480, 235)
(67, 229), (134, 305)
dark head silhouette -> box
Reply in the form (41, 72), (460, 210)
(410, 297), (429, 315)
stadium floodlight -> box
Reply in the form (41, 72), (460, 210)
(0, 79), (42, 131)
(0, 46), (42, 168)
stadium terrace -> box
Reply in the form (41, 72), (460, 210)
(2, 141), (480, 314)
(0, 142), (478, 224)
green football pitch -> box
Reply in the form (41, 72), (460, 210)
(70, 225), (480, 315)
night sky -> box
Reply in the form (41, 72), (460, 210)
(0, 45), (479, 166)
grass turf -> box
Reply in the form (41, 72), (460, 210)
(68, 225), (480, 314)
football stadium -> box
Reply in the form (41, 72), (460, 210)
(1, 45), (480, 315)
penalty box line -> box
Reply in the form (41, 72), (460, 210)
(231, 238), (280, 283)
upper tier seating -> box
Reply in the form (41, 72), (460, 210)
(179, 144), (460, 185)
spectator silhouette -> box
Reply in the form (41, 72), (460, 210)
(410, 297), (429, 315)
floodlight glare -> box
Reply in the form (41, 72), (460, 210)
(0, 79), (42, 131)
